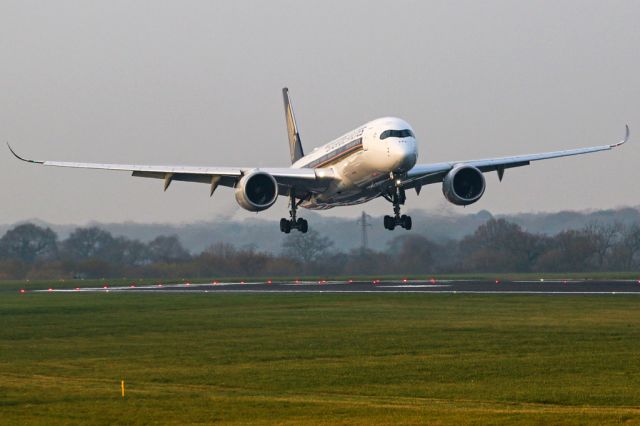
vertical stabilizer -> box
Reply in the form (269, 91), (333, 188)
(282, 87), (305, 163)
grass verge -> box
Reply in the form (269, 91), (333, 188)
(1, 292), (640, 424)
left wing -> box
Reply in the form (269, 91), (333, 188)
(401, 125), (629, 189)
(7, 145), (334, 196)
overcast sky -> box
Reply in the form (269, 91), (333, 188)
(1, 0), (638, 225)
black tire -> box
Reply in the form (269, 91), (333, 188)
(300, 219), (308, 233)
(384, 215), (395, 231)
(280, 218), (291, 233)
(404, 215), (412, 230)
(400, 215), (407, 228)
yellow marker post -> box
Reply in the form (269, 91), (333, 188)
(121, 380), (125, 398)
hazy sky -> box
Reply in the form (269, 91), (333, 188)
(1, 0), (638, 225)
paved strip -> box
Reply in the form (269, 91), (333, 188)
(30, 279), (640, 295)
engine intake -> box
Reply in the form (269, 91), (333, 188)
(442, 165), (486, 206)
(234, 170), (278, 212)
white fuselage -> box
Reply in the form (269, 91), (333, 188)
(292, 117), (418, 209)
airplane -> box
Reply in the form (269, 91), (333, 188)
(9, 88), (629, 233)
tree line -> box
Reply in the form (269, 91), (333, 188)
(0, 218), (639, 280)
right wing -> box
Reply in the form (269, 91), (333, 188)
(401, 125), (630, 189)
(7, 145), (334, 196)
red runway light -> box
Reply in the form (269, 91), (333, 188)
(348, 279), (353, 284)
(185, 283), (190, 286)
(75, 287), (80, 291)
(267, 280), (272, 284)
(19, 289), (25, 293)
(103, 285), (108, 289)
(430, 278), (436, 284)
(402, 278), (408, 283)
(48, 288), (53, 292)
(495, 280), (500, 284)
(240, 281), (245, 284)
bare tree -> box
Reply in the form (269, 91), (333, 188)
(459, 219), (547, 272)
(535, 229), (598, 272)
(282, 229), (333, 264)
(388, 234), (436, 274)
(0, 223), (58, 263)
(147, 235), (190, 263)
(613, 223), (640, 270)
(61, 227), (116, 261)
(584, 221), (623, 270)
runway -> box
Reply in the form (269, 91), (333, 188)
(33, 278), (640, 295)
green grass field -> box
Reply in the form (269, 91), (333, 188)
(2, 291), (640, 425)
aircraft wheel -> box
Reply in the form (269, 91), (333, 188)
(280, 218), (291, 233)
(401, 215), (412, 230)
(298, 218), (308, 233)
(384, 215), (395, 230)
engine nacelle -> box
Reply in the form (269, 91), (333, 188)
(234, 170), (278, 212)
(442, 165), (486, 206)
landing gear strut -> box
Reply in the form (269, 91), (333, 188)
(383, 185), (412, 231)
(280, 195), (308, 233)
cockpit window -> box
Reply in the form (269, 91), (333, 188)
(380, 129), (415, 140)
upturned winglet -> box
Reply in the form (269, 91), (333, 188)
(610, 124), (630, 148)
(7, 143), (44, 164)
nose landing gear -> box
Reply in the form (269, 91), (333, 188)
(383, 186), (412, 231)
(280, 194), (308, 233)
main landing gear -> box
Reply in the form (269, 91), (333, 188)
(280, 195), (308, 233)
(382, 186), (412, 231)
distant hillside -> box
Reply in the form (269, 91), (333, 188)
(2, 207), (639, 254)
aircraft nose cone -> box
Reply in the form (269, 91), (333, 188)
(389, 139), (417, 172)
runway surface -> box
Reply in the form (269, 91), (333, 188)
(33, 279), (640, 295)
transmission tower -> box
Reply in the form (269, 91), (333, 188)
(356, 211), (372, 253)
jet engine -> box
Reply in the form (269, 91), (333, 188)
(234, 170), (279, 212)
(442, 165), (486, 206)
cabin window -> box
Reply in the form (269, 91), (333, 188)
(380, 129), (414, 140)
